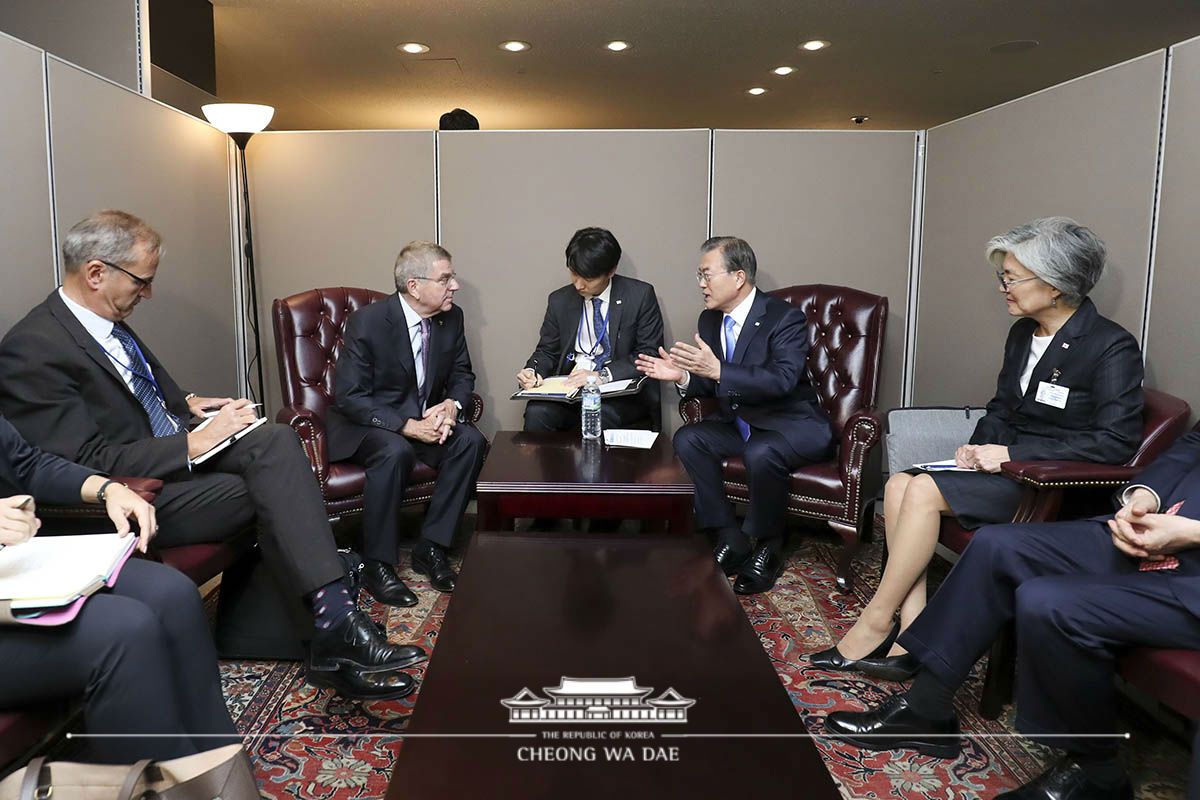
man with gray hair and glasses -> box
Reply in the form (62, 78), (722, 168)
(327, 241), (486, 597)
(0, 210), (425, 701)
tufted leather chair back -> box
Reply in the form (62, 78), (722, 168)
(770, 284), (888, 434)
(272, 287), (388, 420)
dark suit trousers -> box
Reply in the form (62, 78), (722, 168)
(351, 423), (487, 560)
(899, 520), (1200, 754)
(673, 419), (828, 542)
(0, 559), (237, 762)
(523, 395), (649, 433)
(153, 423), (345, 597)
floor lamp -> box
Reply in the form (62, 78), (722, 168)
(202, 102), (275, 403)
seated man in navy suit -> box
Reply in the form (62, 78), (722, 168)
(327, 241), (487, 598)
(823, 430), (1200, 800)
(637, 236), (832, 594)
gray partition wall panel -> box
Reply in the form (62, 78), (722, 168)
(1146, 37), (1200, 417)
(0, 34), (55, 334)
(438, 130), (711, 436)
(246, 130), (437, 415)
(48, 57), (236, 395)
(0, 0), (140, 91)
(916, 51), (1165, 406)
(712, 130), (917, 412)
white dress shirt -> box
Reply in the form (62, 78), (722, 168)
(573, 281), (613, 374)
(398, 292), (427, 406)
(58, 287), (152, 395)
(1018, 333), (1053, 395)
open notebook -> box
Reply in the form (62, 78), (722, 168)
(0, 533), (135, 625)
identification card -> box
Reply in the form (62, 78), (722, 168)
(1035, 381), (1069, 409)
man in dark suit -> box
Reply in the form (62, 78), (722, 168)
(327, 241), (486, 596)
(0, 210), (423, 701)
(637, 236), (832, 594)
(516, 227), (664, 432)
(824, 431), (1200, 799)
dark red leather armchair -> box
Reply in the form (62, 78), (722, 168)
(680, 284), (888, 590)
(272, 287), (484, 522)
(936, 388), (1192, 718)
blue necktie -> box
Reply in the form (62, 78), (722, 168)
(723, 315), (751, 441)
(110, 325), (183, 438)
(592, 297), (610, 369)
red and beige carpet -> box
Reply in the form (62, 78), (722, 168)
(218, 530), (1189, 799)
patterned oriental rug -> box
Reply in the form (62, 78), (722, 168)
(217, 529), (1189, 800)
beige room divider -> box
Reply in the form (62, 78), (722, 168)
(0, 33), (56, 334)
(914, 50), (1166, 406)
(711, 130), (918, 412)
(1144, 36), (1200, 420)
(245, 130), (438, 414)
(48, 56), (238, 395)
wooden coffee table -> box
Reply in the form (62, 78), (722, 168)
(475, 430), (694, 533)
(385, 533), (840, 800)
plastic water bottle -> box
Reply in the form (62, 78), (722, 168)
(581, 375), (602, 440)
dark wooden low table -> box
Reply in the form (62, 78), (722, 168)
(385, 533), (839, 800)
(475, 430), (694, 533)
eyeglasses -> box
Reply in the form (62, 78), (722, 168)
(696, 270), (737, 286)
(995, 271), (1038, 291)
(99, 259), (154, 289)
(413, 273), (458, 287)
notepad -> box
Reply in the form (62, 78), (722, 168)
(603, 429), (659, 449)
(913, 458), (974, 473)
(191, 415), (269, 465)
(0, 533), (135, 610)
(514, 376), (580, 398)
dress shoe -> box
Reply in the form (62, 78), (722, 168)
(823, 694), (961, 758)
(995, 757), (1132, 799)
(309, 609), (427, 672)
(713, 543), (750, 576)
(412, 542), (457, 593)
(306, 663), (417, 701)
(733, 545), (783, 594)
(809, 621), (900, 673)
(859, 651), (921, 682)
(360, 560), (418, 607)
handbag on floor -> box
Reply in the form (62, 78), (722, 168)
(0, 744), (258, 800)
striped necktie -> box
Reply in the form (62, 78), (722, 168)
(109, 325), (183, 437)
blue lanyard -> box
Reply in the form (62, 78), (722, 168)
(575, 299), (609, 359)
(98, 333), (168, 401)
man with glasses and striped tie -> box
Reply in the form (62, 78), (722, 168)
(637, 236), (832, 594)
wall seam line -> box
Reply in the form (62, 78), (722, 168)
(1140, 49), (1172, 356)
(902, 130), (927, 407)
(42, 52), (60, 284)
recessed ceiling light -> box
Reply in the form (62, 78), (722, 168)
(773, 66), (795, 76)
(398, 42), (429, 54)
(989, 39), (1040, 55)
(747, 87), (767, 96)
(606, 41), (631, 52)
(500, 40), (531, 52)
(801, 40), (830, 51)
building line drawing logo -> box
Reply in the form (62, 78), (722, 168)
(501, 677), (695, 723)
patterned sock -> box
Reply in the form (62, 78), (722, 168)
(308, 577), (355, 630)
(903, 670), (956, 719)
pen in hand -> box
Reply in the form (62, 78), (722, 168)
(0, 496), (34, 551)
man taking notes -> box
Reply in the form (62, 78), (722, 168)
(0, 210), (422, 700)
(637, 236), (832, 594)
(517, 227), (664, 432)
(327, 241), (487, 596)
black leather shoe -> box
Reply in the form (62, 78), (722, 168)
(360, 560), (418, 607)
(306, 664), (417, 701)
(309, 610), (427, 672)
(809, 621), (900, 673)
(995, 757), (1132, 799)
(859, 651), (921, 682)
(823, 694), (961, 758)
(713, 543), (750, 576)
(733, 545), (783, 594)
(412, 542), (457, 593)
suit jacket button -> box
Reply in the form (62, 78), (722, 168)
(731, 403), (739, 410)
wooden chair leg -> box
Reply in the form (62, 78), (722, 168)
(979, 623), (1016, 720)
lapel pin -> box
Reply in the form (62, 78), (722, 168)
(438, 319), (444, 326)
(1061, 342), (1069, 349)
(755, 321), (761, 327)
(615, 299), (622, 305)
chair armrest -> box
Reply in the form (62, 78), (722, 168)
(839, 409), (884, 479)
(466, 393), (484, 425)
(276, 403), (330, 483)
(678, 396), (719, 425)
(116, 476), (164, 503)
(37, 476), (163, 521)
(1000, 460), (1140, 489)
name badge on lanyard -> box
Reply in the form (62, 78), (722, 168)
(1035, 381), (1069, 409)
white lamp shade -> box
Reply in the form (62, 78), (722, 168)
(202, 103), (275, 134)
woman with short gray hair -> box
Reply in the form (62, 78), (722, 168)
(812, 217), (1145, 680)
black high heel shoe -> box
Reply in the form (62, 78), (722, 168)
(808, 620), (900, 673)
(858, 651), (921, 682)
